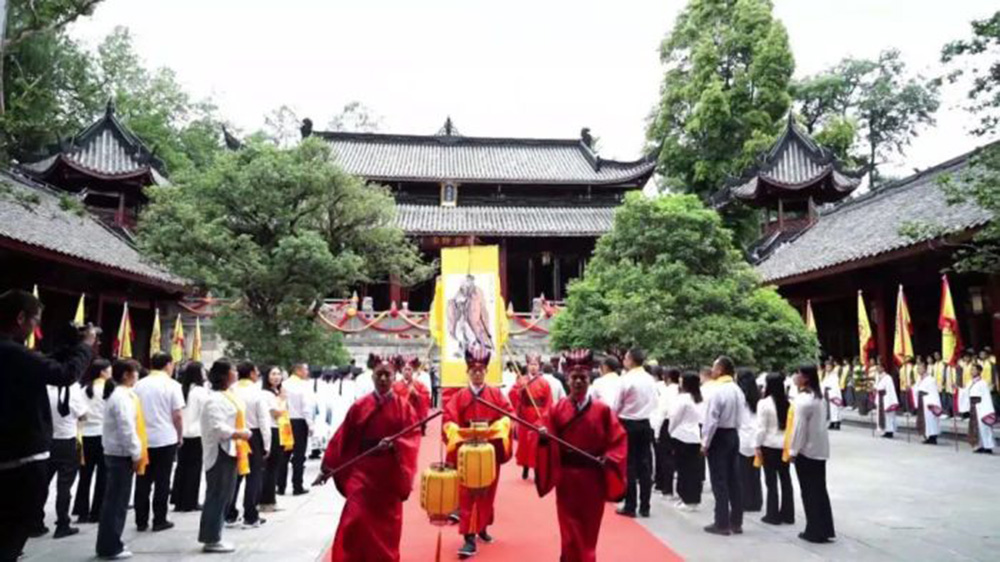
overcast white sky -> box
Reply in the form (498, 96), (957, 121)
(70, 0), (997, 177)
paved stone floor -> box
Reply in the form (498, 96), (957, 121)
(21, 424), (1000, 561)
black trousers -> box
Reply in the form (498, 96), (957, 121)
(288, 419), (309, 493)
(95, 456), (134, 558)
(199, 453), (237, 545)
(740, 454), (763, 512)
(134, 444), (176, 527)
(74, 436), (105, 521)
(654, 420), (675, 494)
(761, 446), (794, 523)
(171, 437), (202, 511)
(795, 455), (835, 541)
(621, 418), (653, 512)
(226, 429), (265, 524)
(707, 428), (743, 530)
(44, 438), (80, 529)
(261, 428), (283, 505)
(0, 460), (48, 562)
(673, 439), (704, 505)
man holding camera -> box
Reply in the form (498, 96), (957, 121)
(0, 289), (96, 562)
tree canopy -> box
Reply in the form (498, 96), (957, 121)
(550, 193), (818, 371)
(794, 49), (940, 187)
(138, 137), (433, 367)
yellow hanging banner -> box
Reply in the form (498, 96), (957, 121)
(430, 245), (508, 388)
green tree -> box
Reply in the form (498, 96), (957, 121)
(648, 0), (795, 202)
(794, 50), (940, 187)
(550, 193), (818, 370)
(138, 137), (433, 367)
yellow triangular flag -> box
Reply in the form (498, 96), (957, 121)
(893, 285), (913, 366)
(939, 275), (961, 366)
(73, 294), (85, 325)
(150, 309), (162, 353)
(26, 285), (39, 349)
(857, 291), (874, 367)
(171, 314), (185, 363)
(805, 299), (817, 333)
(116, 303), (133, 359)
(191, 317), (202, 361)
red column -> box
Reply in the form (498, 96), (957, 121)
(499, 239), (508, 302)
(989, 275), (1000, 354)
(873, 286), (892, 370)
(389, 275), (401, 307)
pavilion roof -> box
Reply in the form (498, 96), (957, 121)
(755, 146), (992, 285)
(718, 116), (862, 207)
(0, 170), (184, 290)
(23, 100), (167, 185)
(394, 204), (615, 237)
(312, 120), (656, 186)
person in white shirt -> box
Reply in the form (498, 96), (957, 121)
(669, 372), (704, 510)
(820, 364), (844, 431)
(259, 366), (288, 511)
(171, 361), (207, 513)
(543, 363), (568, 403)
(501, 362), (519, 397)
(615, 348), (657, 518)
(873, 367), (899, 439)
(966, 364), (996, 454)
(198, 359), (252, 553)
(702, 356), (745, 536)
(914, 363), (943, 445)
(75, 359), (112, 524)
(225, 361), (272, 527)
(353, 355), (376, 399)
(96, 359), (144, 560)
(309, 371), (333, 460)
(42, 377), (89, 538)
(328, 366), (357, 436)
(590, 356), (622, 412)
(281, 363), (313, 495)
(736, 369), (762, 514)
(755, 373), (794, 525)
(132, 352), (184, 532)
(653, 367), (680, 496)
(789, 365), (835, 544)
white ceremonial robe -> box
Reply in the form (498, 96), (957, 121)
(874, 373), (899, 433)
(821, 373), (843, 423)
(328, 376), (357, 435)
(915, 375), (942, 438)
(310, 378), (332, 451)
(969, 378), (996, 450)
(354, 369), (375, 400)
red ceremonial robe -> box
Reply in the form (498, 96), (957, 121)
(323, 391), (420, 562)
(392, 379), (431, 420)
(535, 397), (628, 562)
(509, 374), (553, 469)
(443, 385), (513, 535)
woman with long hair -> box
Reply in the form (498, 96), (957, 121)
(74, 359), (113, 523)
(653, 367), (680, 496)
(669, 372), (704, 510)
(259, 366), (286, 512)
(736, 368), (762, 512)
(172, 361), (207, 512)
(789, 365), (835, 543)
(198, 359), (251, 553)
(755, 373), (794, 524)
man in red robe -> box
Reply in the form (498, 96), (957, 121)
(316, 356), (421, 562)
(508, 353), (553, 480)
(443, 346), (513, 559)
(536, 349), (628, 562)
(392, 356), (432, 432)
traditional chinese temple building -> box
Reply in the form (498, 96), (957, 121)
(306, 118), (657, 311)
(717, 117), (997, 368)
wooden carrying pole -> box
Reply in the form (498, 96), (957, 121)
(313, 409), (444, 485)
(473, 395), (603, 465)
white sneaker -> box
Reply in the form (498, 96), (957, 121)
(203, 542), (236, 553)
(242, 519), (266, 529)
(224, 519), (240, 529)
(102, 550), (133, 560)
(678, 503), (699, 512)
(673, 500), (684, 509)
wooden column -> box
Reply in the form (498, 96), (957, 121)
(778, 198), (785, 231)
(873, 286), (892, 370)
(499, 238), (509, 302)
(552, 256), (562, 301)
(388, 274), (401, 307)
(989, 274), (1000, 354)
(527, 257), (535, 303)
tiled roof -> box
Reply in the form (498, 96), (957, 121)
(723, 116), (861, 205)
(394, 204), (615, 237)
(755, 148), (992, 284)
(23, 100), (167, 183)
(314, 125), (655, 185)
(0, 170), (184, 289)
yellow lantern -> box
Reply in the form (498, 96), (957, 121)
(420, 463), (459, 524)
(457, 441), (496, 490)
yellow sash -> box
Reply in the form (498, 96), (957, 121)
(131, 390), (149, 475)
(223, 391), (251, 476)
(277, 398), (294, 452)
(781, 403), (795, 463)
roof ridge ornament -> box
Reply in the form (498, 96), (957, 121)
(436, 116), (460, 137)
(105, 98), (115, 117)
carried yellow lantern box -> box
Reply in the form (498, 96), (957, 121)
(457, 442), (496, 490)
(420, 463), (460, 524)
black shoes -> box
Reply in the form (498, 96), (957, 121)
(615, 507), (636, 517)
(798, 531), (834, 544)
(923, 436), (938, 445)
(521, 466), (529, 480)
(882, 432), (894, 439)
(458, 535), (477, 559)
(27, 526), (49, 538)
(974, 448), (994, 454)
(293, 488), (309, 496)
(151, 520), (174, 532)
(136, 524), (148, 532)
(53, 526), (79, 539)
(761, 516), (781, 525)
(703, 524), (731, 536)
(639, 508), (650, 518)
(477, 530), (494, 543)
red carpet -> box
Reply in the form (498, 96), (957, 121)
(325, 418), (684, 561)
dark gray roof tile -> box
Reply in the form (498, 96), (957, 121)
(394, 204), (614, 237)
